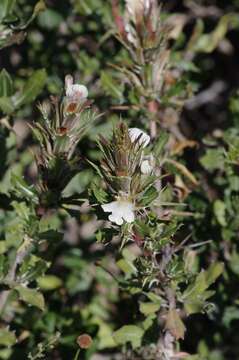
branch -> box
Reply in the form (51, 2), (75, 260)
(0, 235), (33, 316)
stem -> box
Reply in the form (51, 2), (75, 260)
(148, 100), (158, 140)
(0, 235), (33, 316)
(73, 349), (81, 360)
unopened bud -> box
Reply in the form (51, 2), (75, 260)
(77, 334), (93, 349)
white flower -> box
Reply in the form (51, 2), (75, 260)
(125, 23), (137, 46)
(65, 74), (88, 101)
(129, 128), (150, 148)
(140, 154), (155, 175)
(66, 84), (88, 100)
(141, 160), (153, 174)
(126, 0), (151, 21)
(126, 0), (143, 17)
(102, 199), (135, 225)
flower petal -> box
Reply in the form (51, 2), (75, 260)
(109, 214), (124, 226)
(129, 128), (150, 147)
(102, 199), (135, 225)
(141, 159), (153, 174)
(122, 207), (135, 223)
(66, 84), (88, 100)
(102, 201), (118, 213)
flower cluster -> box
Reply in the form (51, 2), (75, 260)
(112, 0), (189, 140)
(113, 0), (170, 99)
(32, 75), (97, 209)
(99, 123), (156, 225)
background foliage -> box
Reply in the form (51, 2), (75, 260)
(0, 0), (239, 359)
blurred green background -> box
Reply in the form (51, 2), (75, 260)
(1, 0), (239, 359)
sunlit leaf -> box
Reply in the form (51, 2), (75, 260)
(113, 325), (144, 349)
(15, 285), (45, 311)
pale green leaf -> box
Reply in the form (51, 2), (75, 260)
(117, 259), (137, 276)
(0, 97), (15, 114)
(139, 302), (160, 316)
(113, 325), (144, 349)
(205, 262), (224, 287)
(214, 200), (227, 227)
(37, 275), (62, 291)
(200, 148), (224, 172)
(14, 69), (47, 108)
(15, 285), (45, 311)
(0, 329), (16, 347)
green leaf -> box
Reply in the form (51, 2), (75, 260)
(38, 230), (63, 242)
(11, 201), (30, 220)
(205, 262), (224, 287)
(182, 263), (224, 315)
(101, 71), (123, 100)
(117, 258), (137, 276)
(14, 69), (47, 108)
(165, 309), (186, 340)
(183, 299), (204, 315)
(91, 183), (108, 203)
(37, 275), (62, 291)
(154, 131), (169, 157)
(229, 251), (239, 276)
(139, 302), (160, 316)
(183, 263), (224, 300)
(145, 292), (162, 304)
(222, 306), (239, 328)
(0, 69), (14, 97)
(0, 241), (7, 255)
(0, 255), (9, 281)
(20, 255), (49, 282)
(140, 186), (158, 207)
(142, 314), (156, 331)
(0, 96), (15, 114)
(193, 14), (239, 54)
(113, 325), (144, 349)
(165, 78), (187, 98)
(0, 329), (16, 347)
(0, 0), (16, 21)
(15, 285), (45, 311)
(200, 148), (225, 172)
(11, 173), (37, 200)
(213, 200), (227, 227)
(184, 250), (198, 274)
(38, 9), (63, 30)
(122, 247), (137, 262)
